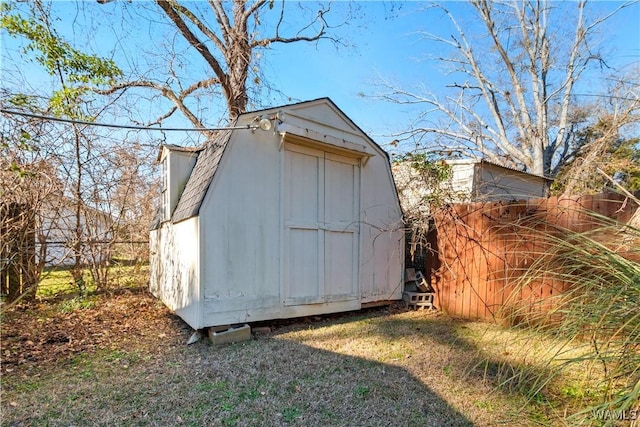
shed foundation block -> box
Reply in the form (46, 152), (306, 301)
(208, 324), (252, 346)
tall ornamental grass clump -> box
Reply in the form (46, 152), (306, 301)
(503, 209), (639, 420)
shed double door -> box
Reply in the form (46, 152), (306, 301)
(282, 143), (360, 306)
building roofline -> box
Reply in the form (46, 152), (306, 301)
(157, 144), (202, 162)
(446, 158), (553, 182)
(239, 97), (392, 162)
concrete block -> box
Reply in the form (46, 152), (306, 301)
(403, 291), (434, 304)
(409, 302), (435, 311)
(403, 291), (436, 311)
(208, 324), (251, 346)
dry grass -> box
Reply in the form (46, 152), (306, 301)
(1, 293), (604, 426)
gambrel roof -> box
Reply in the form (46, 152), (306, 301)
(168, 98), (392, 224)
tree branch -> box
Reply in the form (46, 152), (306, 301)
(253, 1), (329, 47)
(155, 1), (231, 101)
(173, 2), (227, 53)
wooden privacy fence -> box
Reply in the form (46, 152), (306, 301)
(426, 192), (639, 320)
(1, 203), (37, 301)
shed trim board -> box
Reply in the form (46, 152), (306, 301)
(277, 124), (375, 158)
(150, 98), (404, 330)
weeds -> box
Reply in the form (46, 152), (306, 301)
(354, 386), (370, 398)
(282, 406), (303, 423)
(500, 209), (640, 422)
(57, 296), (98, 313)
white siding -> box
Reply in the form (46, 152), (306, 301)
(476, 163), (547, 200)
(393, 160), (549, 207)
(392, 162), (431, 214)
(37, 202), (111, 267)
(199, 126), (282, 326)
(360, 153), (404, 303)
(149, 217), (200, 329)
(450, 163), (475, 200)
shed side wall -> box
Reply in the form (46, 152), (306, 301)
(199, 129), (282, 326)
(360, 153), (404, 303)
(149, 217), (200, 329)
(477, 163), (547, 200)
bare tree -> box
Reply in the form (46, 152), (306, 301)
(2, 0), (157, 296)
(377, 0), (632, 178)
(95, 0), (346, 134)
(554, 71), (640, 195)
(0, 108), (62, 302)
(7, 0), (121, 292)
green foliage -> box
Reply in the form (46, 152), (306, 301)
(354, 386), (370, 398)
(1, 1), (122, 116)
(37, 264), (149, 300)
(394, 152), (453, 183)
(282, 406), (302, 423)
(1, 127), (40, 179)
(57, 296), (98, 314)
(393, 151), (456, 207)
(6, 93), (39, 109)
(551, 112), (640, 195)
(611, 138), (640, 191)
(8, 160), (36, 178)
(13, 379), (42, 393)
(38, 268), (93, 299)
(1, 2), (121, 85)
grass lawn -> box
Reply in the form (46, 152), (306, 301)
(1, 290), (619, 426)
(36, 263), (150, 299)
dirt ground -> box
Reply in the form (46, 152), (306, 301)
(1, 290), (579, 426)
(1, 290), (189, 376)
(2, 290), (413, 377)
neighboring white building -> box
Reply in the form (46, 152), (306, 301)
(393, 158), (552, 213)
(150, 98), (404, 330)
(448, 159), (551, 201)
(37, 196), (113, 267)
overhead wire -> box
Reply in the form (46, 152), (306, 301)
(0, 108), (252, 132)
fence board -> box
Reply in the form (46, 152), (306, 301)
(428, 191), (639, 320)
(1, 203), (36, 301)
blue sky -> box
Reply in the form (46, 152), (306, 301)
(2, 1), (639, 152)
(266, 1), (640, 147)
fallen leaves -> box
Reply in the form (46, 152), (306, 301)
(1, 290), (186, 375)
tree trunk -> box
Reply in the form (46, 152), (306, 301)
(72, 126), (85, 294)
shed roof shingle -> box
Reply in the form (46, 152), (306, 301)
(171, 130), (232, 223)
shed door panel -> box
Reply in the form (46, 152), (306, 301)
(286, 149), (320, 226)
(324, 155), (359, 299)
(283, 145), (359, 306)
(287, 229), (320, 300)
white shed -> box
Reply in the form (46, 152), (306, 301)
(149, 98), (404, 330)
